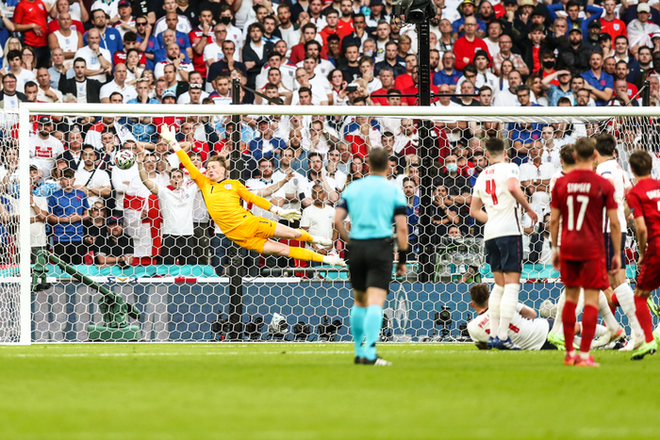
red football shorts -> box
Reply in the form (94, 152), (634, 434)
(560, 256), (609, 290)
(636, 251), (660, 292)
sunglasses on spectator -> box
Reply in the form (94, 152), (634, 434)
(136, 22), (147, 26)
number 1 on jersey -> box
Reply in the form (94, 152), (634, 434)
(485, 180), (498, 205)
(567, 195), (589, 231)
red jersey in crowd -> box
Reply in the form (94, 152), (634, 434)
(14, 0), (49, 47)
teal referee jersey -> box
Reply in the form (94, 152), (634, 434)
(339, 175), (407, 240)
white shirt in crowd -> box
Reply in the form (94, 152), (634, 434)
(156, 181), (198, 236)
(300, 204), (335, 251)
(29, 134), (65, 178)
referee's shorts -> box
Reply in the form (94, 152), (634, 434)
(346, 237), (394, 291)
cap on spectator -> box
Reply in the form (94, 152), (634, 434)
(599, 33), (611, 42)
(588, 20), (601, 29)
(519, 0), (534, 7)
(638, 3), (651, 13)
(568, 27), (582, 34)
(652, 31), (660, 39)
(459, 0), (476, 12)
(189, 83), (203, 89)
(256, 116), (270, 125)
(107, 216), (123, 226)
(503, 0), (517, 5)
(370, 0), (384, 5)
(473, 50), (490, 62)
(29, 164), (38, 172)
(38, 116), (52, 124)
(118, 0), (131, 7)
(161, 89), (176, 99)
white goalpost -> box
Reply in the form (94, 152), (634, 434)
(1, 103), (657, 344)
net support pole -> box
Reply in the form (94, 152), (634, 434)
(18, 105), (31, 344)
(416, 20), (435, 283)
(227, 79), (244, 340)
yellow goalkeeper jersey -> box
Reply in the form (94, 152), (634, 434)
(175, 149), (272, 235)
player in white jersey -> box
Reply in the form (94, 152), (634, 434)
(546, 143), (625, 349)
(594, 134), (644, 351)
(470, 138), (538, 350)
(467, 284), (610, 350)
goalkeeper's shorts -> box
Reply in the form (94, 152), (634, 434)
(227, 216), (277, 253)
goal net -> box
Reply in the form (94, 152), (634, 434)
(3, 104), (658, 344)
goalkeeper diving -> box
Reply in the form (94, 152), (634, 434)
(160, 125), (346, 266)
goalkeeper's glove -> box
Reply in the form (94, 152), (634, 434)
(160, 124), (181, 151)
(270, 206), (301, 221)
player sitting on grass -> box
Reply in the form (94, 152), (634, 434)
(159, 125), (346, 266)
(625, 150), (660, 360)
(550, 137), (621, 367)
(467, 284), (610, 350)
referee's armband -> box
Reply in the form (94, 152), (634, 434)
(336, 198), (348, 211)
(394, 206), (407, 217)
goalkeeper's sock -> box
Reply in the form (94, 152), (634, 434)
(363, 305), (383, 361)
(350, 306), (367, 358)
(297, 230), (314, 243)
(288, 246), (324, 263)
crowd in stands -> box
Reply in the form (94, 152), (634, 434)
(0, 0), (658, 273)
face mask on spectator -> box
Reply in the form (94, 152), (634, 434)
(543, 60), (555, 69)
(220, 16), (232, 25)
(363, 50), (374, 57)
(446, 163), (458, 173)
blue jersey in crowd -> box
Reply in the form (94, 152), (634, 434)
(48, 189), (89, 243)
(339, 175), (407, 240)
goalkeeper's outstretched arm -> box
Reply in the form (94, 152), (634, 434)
(160, 125), (203, 182)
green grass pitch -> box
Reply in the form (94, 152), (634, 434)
(2, 343), (660, 440)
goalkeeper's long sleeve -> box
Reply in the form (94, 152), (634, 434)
(236, 182), (272, 211)
(175, 148), (203, 182)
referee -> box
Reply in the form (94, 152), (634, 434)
(335, 148), (409, 366)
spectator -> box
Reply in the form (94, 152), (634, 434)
(484, 20), (503, 59)
(36, 67), (63, 103)
(100, 63), (137, 103)
(453, 16), (490, 72)
(300, 183), (336, 260)
(13, 0), (50, 68)
(543, 69), (573, 106)
(138, 155), (197, 265)
(46, 168), (89, 264)
(0, 73), (28, 110)
(492, 69), (525, 106)
(374, 41), (407, 78)
(75, 28), (112, 83)
(454, 79), (480, 106)
(30, 116), (65, 178)
(403, 176), (419, 255)
(206, 41), (246, 89)
(611, 79), (640, 106)
(154, 43), (193, 82)
(519, 140), (554, 215)
(452, 0), (487, 39)
(29, 165), (49, 261)
(96, 216), (135, 268)
(612, 36), (641, 84)
(600, 0), (626, 45)
(627, 3), (660, 55)
(3, 49), (36, 93)
(154, 0), (192, 36)
(431, 184), (459, 239)
(84, 8), (123, 55)
(435, 154), (471, 233)
(48, 12), (83, 59)
(156, 12), (193, 61)
(547, 0), (602, 38)
(526, 74), (547, 106)
(557, 28), (592, 74)
(433, 51), (461, 91)
(510, 120), (543, 165)
(188, 8), (214, 78)
(73, 144), (112, 207)
(113, 0), (135, 39)
(581, 51), (614, 106)
(48, 48), (68, 88)
(492, 34), (529, 77)
(58, 128), (84, 170)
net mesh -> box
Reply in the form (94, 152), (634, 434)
(3, 105), (659, 343)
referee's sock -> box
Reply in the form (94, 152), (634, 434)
(350, 306), (367, 358)
(364, 305), (383, 361)
(288, 246), (324, 262)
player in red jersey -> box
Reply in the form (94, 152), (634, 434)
(625, 150), (660, 360)
(550, 137), (621, 367)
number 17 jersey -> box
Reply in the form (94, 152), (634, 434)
(550, 169), (617, 261)
(473, 162), (523, 240)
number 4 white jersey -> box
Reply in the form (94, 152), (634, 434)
(596, 158), (630, 233)
(473, 162), (523, 240)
